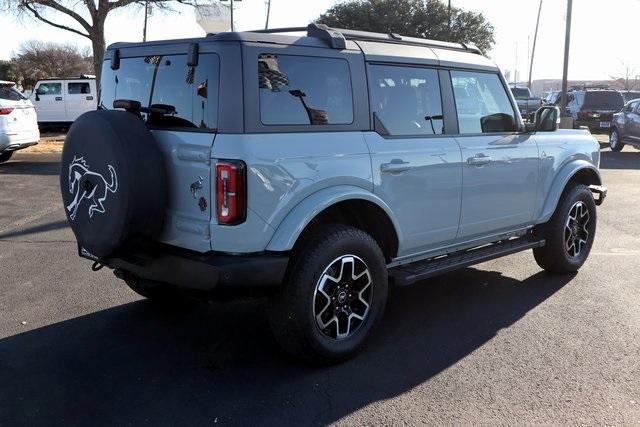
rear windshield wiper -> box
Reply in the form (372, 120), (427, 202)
(113, 99), (176, 115)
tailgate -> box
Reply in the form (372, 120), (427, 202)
(153, 130), (216, 253)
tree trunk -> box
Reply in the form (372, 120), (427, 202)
(89, 16), (107, 91)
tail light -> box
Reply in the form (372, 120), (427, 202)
(0, 107), (14, 115)
(215, 160), (246, 225)
(577, 110), (589, 120)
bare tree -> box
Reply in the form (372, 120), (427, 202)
(610, 62), (639, 91)
(6, 0), (196, 86)
(7, 41), (92, 88)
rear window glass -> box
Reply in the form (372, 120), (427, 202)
(510, 87), (530, 98)
(622, 91), (640, 102)
(258, 54), (353, 125)
(68, 82), (91, 95)
(583, 91), (624, 110)
(0, 85), (24, 101)
(100, 53), (219, 131)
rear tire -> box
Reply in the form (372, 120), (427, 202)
(533, 184), (596, 274)
(610, 129), (624, 152)
(269, 224), (388, 365)
(0, 152), (13, 163)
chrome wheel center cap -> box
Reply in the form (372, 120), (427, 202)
(337, 291), (347, 304)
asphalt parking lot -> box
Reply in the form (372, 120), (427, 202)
(1, 138), (639, 425)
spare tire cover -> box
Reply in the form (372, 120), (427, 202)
(60, 110), (167, 258)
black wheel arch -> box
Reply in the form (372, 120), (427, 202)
(294, 199), (399, 262)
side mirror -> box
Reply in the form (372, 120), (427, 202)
(534, 106), (560, 132)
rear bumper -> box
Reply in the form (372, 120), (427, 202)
(574, 120), (612, 133)
(85, 244), (290, 295)
(0, 130), (40, 153)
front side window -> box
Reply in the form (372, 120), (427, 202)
(368, 64), (443, 136)
(451, 71), (516, 134)
(100, 53), (219, 130)
(37, 83), (61, 96)
(258, 54), (353, 125)
(68, 82), (91, 95)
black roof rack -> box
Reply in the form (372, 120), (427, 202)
(216, 23), (482, 54)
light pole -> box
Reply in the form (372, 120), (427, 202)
(221, 0), (241, 31)
(559, 0), (573, 118)
(527, 0), (543, 90)
(265, 0), (271, 30)
(143, 0), (149, 42)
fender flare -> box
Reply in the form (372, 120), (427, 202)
(266, 185), (403, 252)
(538, 160), (602, 223)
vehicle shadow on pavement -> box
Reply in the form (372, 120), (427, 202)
(0, 160), (60, 176)
(600, 150), (640, 170)
(0, 268), (573, 425)
(0, 219), (69, 240)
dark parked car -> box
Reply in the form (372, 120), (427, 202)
(620, 90), (640, 103)
(510, 86), (542, 121)
(610, 99), (640, 151)
(566, 89), (625, 133)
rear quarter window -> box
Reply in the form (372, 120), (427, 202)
(100, 53), (219, 131)
(258, 54), (354, 126)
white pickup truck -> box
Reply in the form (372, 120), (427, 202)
(30, 76), (97, 125)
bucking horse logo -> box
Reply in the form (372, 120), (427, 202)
(66, 156), (118, 221)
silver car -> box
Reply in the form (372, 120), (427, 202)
(60, 24), (607, 364)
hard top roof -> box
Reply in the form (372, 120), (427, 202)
(107, 23), (496, 71)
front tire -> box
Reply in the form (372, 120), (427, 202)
(533, 184), (597, 273)
(610, 129), (624, 152)
(0, 152), (13, 163)
(269, 225), (388, 364)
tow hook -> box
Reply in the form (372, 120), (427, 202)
(91, 261), (105, 271)
(589, 185), (607, 206)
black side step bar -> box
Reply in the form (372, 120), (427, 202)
(389, 236), (545, 287)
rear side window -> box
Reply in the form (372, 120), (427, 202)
(68, 82), (91, 95)
(0, 85), (24, 101)
(37, 83), (61, 96)
(258, 54), (353, 125)
(583, 91), (624, 111)
(451, 71), (516, 134)
(100, 53), (219, 131)
(368, 64), (443, 136)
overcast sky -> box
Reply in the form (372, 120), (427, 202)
(1, 0), (638, 81)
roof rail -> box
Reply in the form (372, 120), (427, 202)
(221, 23), (482, 54)
(244, 24), (346, 49)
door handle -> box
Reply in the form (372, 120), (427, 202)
(86, 96), (94, 100)
(55, 96), (63, 101)
(467, 154), (492, 166)
(381, 160), (411, 174)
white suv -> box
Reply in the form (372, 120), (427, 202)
(0, 81), (39, 163)
(31, 76), (97, 125)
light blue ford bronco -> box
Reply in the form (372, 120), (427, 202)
(60, 24), (607, 364)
